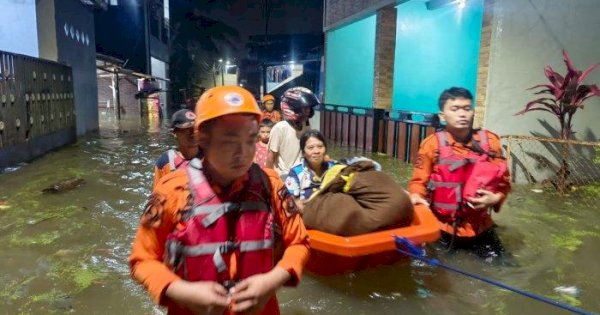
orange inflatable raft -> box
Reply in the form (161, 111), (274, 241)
(306, 204), (441, 275)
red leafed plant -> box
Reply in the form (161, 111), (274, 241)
(515, 50), (599, 140)
(515, 50), (600, 193)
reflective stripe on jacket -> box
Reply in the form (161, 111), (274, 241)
(165, 158), (274, 284)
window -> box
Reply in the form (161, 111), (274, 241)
(109, 0), (118, 6)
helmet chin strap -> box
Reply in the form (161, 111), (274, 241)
(289, 120), (305, 130)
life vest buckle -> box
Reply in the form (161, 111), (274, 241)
(219, 241), (239, 254)
(227, 202), (241, 212)
(165, 239), (184, 272)
(222, 280), (239, 291)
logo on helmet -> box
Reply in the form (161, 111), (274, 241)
(185, 111), (196, 120)
(224, 92), (244, 107)
(284, 87), (312, 100)
(284, 91), (302, 100)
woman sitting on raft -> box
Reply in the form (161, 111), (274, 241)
(285, 130), (414, 236)
(284, 130), (336, 212)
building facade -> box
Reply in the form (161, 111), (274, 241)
(0, 0), (106, 168)
(94, 0), (170, 116)
(322, 0), (600, 139)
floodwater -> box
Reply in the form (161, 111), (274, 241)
(1, 115), (598, 315)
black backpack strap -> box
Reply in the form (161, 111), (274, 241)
(249, 164), (272, 210)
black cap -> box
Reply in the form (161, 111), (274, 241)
(170, 109), (196, 129)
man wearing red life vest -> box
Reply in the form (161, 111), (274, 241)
(408, 87), (510, 253)
(153, 109), (199, 189)
(130, 86), (310, 315)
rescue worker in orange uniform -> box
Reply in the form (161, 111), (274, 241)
(408, 87), (511, 257)
(130, 86), (310, 315)
(153, 109), (199, 188)
(261, 94), (282, 123)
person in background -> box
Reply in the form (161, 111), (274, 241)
(129, 86), (309, 315)
(152, 109), (199, 188)
(408, 87), (510, 258)
(266, 87), (318, 178)
(261, 94), (282, 123)
(254, 119), (274, 168)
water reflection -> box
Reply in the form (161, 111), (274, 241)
(0, 116), (598, 314)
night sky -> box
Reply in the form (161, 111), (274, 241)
(173, 0), (323, 60)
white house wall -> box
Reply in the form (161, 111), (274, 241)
(484, 0), (600, 184)
(484, 0), (600, 140)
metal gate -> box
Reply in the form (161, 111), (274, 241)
(0, 50), (75, 167)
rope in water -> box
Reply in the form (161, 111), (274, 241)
(394, 236), (597, 315)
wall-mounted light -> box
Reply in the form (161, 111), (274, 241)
(425, 0), (467, 10)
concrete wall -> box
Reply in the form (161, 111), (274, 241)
(151, 56), (168, 116)
(150, 36), (169, 65)
(472, 0), (494, 128)
(36, 0), (58, 61)
(392, 0), (484, 113)
(53, 0), (99, 135)
(484, 0), (600, 140)
(324, 14), (376, 107)
(373, 6), (397, 110)
(324, 0), (400, 30)
(0, 0), (39, 57)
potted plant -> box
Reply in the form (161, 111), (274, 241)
(515, 50), (600, 193)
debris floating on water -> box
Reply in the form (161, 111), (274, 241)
(531, 189), (544, 193)
(42, 178), (86, 194)
(553, 286), (581, 297)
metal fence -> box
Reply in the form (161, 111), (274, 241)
(0, 50), (75, 167)
(504, 135), (600, 205)
(318, 104), (436, 163)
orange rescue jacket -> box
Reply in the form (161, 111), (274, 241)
(130, 164), (309, 315)
(408, 129), (511, 237)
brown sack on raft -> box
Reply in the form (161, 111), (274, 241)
(302, 161), (413, 236)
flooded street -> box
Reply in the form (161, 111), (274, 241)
(1, 116), (599, 314)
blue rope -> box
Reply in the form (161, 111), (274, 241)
(394, 236), (597, 315)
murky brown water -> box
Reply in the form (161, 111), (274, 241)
(1, 115), (598, 314)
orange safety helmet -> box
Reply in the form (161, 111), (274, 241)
(194, 86), (262, 128)
(262, 94), (275, 102)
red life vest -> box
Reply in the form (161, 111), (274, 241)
(165, 159), (274, 285)
(428, 130), (507, 225)
(167, 149), (189, 171)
